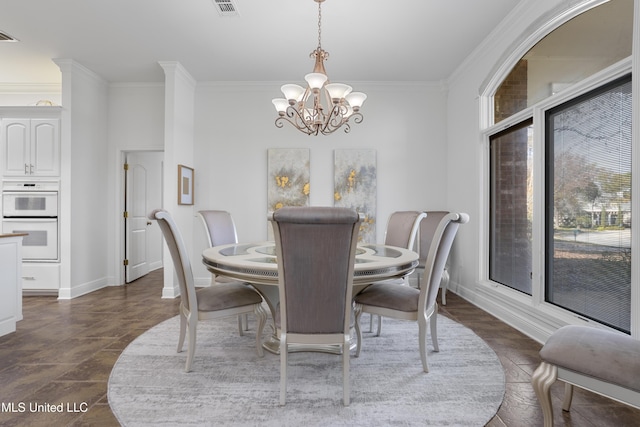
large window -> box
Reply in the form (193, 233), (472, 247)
(487, 0), (634, 333)
(546, 75), (632, 332)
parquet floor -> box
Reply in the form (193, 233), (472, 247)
(1, 269), (639, 426)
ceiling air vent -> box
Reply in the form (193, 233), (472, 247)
(0, 31), (18, 42)
(213, 0), (239, 17)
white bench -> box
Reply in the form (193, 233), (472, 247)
(532, 325), (640, 426)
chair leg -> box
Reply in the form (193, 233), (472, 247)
(440, 269), (450, 305)
(254, 304), (267, 357)
(237, 315), (244, 336)
(418, 313), (429, 373)
(177, 310), (187, 353)
(184, 319), (197, 373)
(354, 304), (363, 357)
(430, 306), (439, 352)
(375, 315), (382, 337)
(532, 361), (558, 427)
(343, 334), (350, 406)
(279, 333), (288, 405)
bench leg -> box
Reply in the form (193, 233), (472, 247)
(562, 382), (574, 412)
(532, 361), (558, 427)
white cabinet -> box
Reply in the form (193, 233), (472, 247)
(21, 263), (60, 293)
(1, 118), (60, 177)
(0, 234), (24, 337)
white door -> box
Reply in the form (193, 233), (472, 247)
(125, 152), (163, 283)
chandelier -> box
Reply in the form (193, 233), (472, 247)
(272, 0), (366, 136)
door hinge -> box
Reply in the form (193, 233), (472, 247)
(123, 211), (128, 218)
(123, 163), (129, 171)
(123, 259), (129, 266)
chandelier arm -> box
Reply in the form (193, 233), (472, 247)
(274, 106), (319, 135)
(350, 112), (364, 125)
(320, 120), (350, 135)
(317, 104), (344, 134)
(275, 115), (314, 136)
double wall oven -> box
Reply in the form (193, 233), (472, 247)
(2, 181), (59, 261)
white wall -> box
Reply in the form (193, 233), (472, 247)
(107, 83), (165, 284)
(104, 80), (450, 286)
(55, 59), (110, 299)
(190, 81), (449, 282)
(160, 62), (196, 298)
(0, 84), (62, 107)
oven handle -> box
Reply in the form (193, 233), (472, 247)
(2, 191), (58, 195)
(2, 217), (58, 222)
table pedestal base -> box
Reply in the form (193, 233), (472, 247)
(262, 331), (357, 355)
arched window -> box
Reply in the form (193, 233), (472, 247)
(494, 0), (632, 123)
(487, 0), (634, 332)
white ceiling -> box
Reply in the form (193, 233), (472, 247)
(0, 0), (522, 85)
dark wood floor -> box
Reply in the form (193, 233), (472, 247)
(1, 269), (639, 426)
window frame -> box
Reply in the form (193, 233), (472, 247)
(480, 57), (634, 334)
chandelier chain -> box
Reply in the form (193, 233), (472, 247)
(317, 1), (322, 49)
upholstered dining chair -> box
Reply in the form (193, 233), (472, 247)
(270, 206), (362, 406)
(383, 211), (427, 255)
(354, 212), (469, 373)
(369, 210), (426, 334)
(197, 210), (248, 335)
(416, 211), (451, 304)
(151, 209), (267, 373)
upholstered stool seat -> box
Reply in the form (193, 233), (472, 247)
(532, 325), (640, 426)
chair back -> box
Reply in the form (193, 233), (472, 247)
(417, 211), (449, 268)
(150, 209), (198, 313)
(384, 211), (426, 250)
(419, 213), (469, 310)
(270, 207), (362, 335)
(197, 210), (238, 247)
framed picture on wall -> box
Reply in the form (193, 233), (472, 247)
(178, 164), (194, 205)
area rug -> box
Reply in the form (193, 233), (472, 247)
(108, 314), (505, 426)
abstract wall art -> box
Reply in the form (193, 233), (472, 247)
(333, 149), (377, 243)
(267, 148), (310, 237)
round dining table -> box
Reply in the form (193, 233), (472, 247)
(202, 241), (418, 354)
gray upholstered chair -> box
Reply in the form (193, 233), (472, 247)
(151, 209), (267, 372)
(197, 210), (248, 335)
(416, 211), (451, 304)
(383, 211), (426, 255)
(270, 206), (362, 406)
(354, 212), (469, 373)
(369, 210), (426, 334)
(198, 210), (238, 250)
